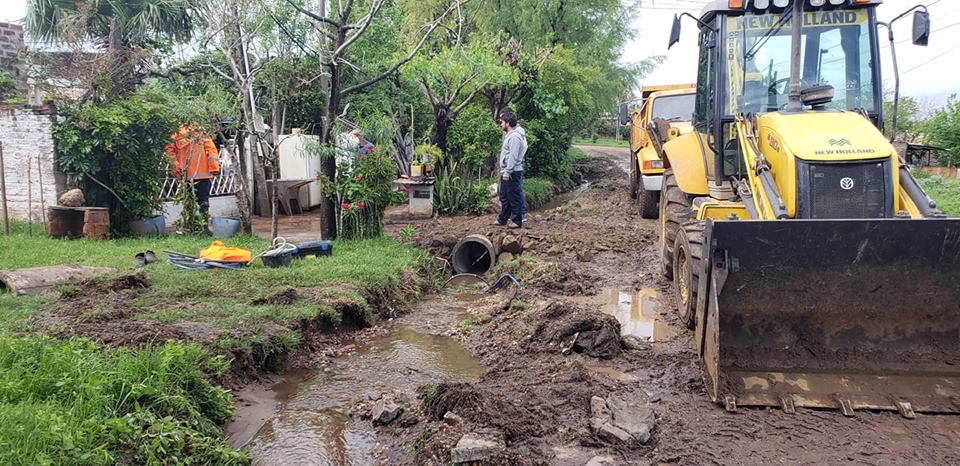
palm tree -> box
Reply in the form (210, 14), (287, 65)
(26, 0), (203, 99)
(26, 0), (199, 47)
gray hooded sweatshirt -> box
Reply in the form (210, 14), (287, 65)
(499, 126), (527, 177)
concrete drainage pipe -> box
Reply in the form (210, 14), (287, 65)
(451, 234), (497, 275)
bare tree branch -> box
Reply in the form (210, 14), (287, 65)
(341, 0), (467, 96)
(285, 0), (340, 29)
(333, 0), (384, 59)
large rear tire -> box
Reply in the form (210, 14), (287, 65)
(637, 179), (659, 219)
(659, 169), (695, 280)
(673, 222), (704, 329)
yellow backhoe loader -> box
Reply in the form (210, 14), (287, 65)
(660, 0), (960, 416)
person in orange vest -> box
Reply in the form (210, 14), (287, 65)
(165, 124), (221, 216)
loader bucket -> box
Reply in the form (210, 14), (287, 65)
(695, 218), (960, 416)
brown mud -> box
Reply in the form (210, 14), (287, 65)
(377, 146), (960, 465)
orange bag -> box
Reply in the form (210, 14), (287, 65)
(198, 241), (252, 262)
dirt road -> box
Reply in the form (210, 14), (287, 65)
(382, 145), (960, 465)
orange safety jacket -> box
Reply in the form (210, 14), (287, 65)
(165, 125), (221, 181)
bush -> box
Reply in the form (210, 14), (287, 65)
(54, 92), (178, 231)
(435, 160), (489, 215)
(523, 177), (555, 210)
(914, 170), (960, 217)
(522, 119), (574, 185)
(0, 335), (246, 465)
(924, 95), (960, 167)
(447, 104), (502, 171)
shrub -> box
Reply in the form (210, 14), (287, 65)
(447, 104), (502, 171)
(435, 160), (489, 215)
(522, 119), (574, 185)
(54, 92), (178, 231)
(523, 177), (555, 210)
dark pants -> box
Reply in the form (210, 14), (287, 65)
(193, 179), (212, 216)
(498, 171), (525, 226)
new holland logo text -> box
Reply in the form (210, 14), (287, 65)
(829, 138), (852, 147)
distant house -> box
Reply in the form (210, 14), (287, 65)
(0, 22), (28, 101)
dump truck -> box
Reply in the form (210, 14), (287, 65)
(626, 84), (696, 218)
(661, 0), (960, 417)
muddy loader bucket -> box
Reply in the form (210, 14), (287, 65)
(695, 218), (960, 416)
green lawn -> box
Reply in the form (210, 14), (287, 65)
(0, 222), (425, 337)
(573, 137), (629, 148)
(914, 171), (960, 217)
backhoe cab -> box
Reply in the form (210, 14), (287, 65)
(660, 0), (960, 416)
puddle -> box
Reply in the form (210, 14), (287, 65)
(228, 290), (486, 465)
(573, 288), (676, 342)
(536, 182), (591, 212)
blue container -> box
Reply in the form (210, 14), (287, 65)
(210, 217), (242, 238)
(296, 240), (333, 258)
(129, 214), (166, 235)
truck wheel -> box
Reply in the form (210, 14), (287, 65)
(659, 169), (694, 280)
(637, 180), (659, 219)
(629, 158), (639, 200)
(673, 222), (704, 329)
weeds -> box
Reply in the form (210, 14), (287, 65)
(914, 170), (960, 216)
(410, 426), (437, 459)
(458, 312), (492, 333)
(435, 160), (489, 215)
(399, 224), (417, 242)
(0, 335), (247, 464)
(523, 177), (555, 210)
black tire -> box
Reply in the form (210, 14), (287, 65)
(672, 222), (705, 329)
(637, 179), (659, 219)
(658, 169), (695, 280)
(629, 156), (639, 200)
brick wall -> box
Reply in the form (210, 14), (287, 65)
(0, 105), (65, 222)
(0, 22), (27, 97)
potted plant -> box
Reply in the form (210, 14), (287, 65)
(412, 144), (442, 179)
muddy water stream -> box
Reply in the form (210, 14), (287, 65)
(226, 291), (486, 465)
(536, 182), (591, 212)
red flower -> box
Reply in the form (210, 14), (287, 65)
(341, 202), (351, 210)
(357, 201), (365, 209)
(355, 175), (363, 182)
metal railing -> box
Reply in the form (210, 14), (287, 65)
(158, 159), (239, 201)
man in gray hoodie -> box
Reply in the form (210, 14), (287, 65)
(495, 108), (528, 228)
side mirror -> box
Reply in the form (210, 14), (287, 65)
(669, 14), (682, 49)
(618, 103), (630, 126)
(913, 10), (930, 46)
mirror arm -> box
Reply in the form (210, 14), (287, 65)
(679, 12), (716, 33)
(878, 5), (928, 143)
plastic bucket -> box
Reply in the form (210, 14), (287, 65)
(210, 217), (242, 238)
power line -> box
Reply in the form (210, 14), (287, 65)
(900, 44), (960, 75)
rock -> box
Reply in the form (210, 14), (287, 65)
(450, 432), (505, 464)
(622, 335), (646, 351)
(585, 455), (617, 466)
(498, 252), (514, 262)
(501, 234), (522, 254)
(430, 238), (443, 247)
(590, 396), (655, 445)
(371, 398), (403, 426)
(443, 411), (464, 426)
(398, 413), (419, 427)
(58, 188), (85, 207)
(576, 249), (594, 262)
(526, 239), (540, 251)
(547, 244), (563, 256)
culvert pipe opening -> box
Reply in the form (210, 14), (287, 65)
(451, 234), (497, 275)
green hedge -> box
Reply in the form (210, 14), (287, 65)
(524, 177), (555, 210)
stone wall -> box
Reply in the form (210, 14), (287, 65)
(0, 22), (27, 97)
(0, 105), (64, 222)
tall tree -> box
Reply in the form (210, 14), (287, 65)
(286, 0), (462, 238)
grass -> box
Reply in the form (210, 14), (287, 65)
(523, 177), (556, 210)
(914, 170), (960, 216)
(573, 137), (628, 148)
(0, 221), (426, 339)
(0, 335), (247, 465)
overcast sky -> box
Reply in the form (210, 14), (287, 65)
(625, 0), (960, 104)
(2, 0), (957, 103)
